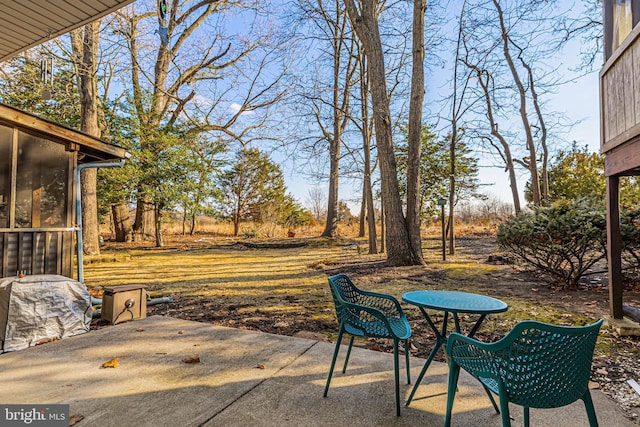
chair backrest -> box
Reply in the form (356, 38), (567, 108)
(327, 274), (362, 325)
(327, 274), (395, 338)
(328, 274), (362, 305)
(498, 319), (603, 408)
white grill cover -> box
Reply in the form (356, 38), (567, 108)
(0, 275), (91, 352)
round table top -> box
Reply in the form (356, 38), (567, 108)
(402, 290), (508, 314)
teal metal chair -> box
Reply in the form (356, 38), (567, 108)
(324, 273), (412, 416)
(444, 319), (603, 427)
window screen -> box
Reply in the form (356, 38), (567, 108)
(15, 132), (69, 228)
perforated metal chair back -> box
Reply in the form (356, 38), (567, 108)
(494, 320), (601, 408)
(328, 273), (410, 339)
(445, 319), (603, 427)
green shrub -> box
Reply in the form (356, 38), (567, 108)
(621, 207), (640, 283)
(241, 227), (260, 238)
(496, 199), (607, 289)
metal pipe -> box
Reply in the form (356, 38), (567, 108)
(90, 297), (173, 319)
(76, 159), (125, 284)
(91, 296), (174, 306)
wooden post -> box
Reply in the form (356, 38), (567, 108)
(606, 175), (623, 319)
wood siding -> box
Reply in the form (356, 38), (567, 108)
(601, 24), (640, 154)
(0, 230), (76, 278)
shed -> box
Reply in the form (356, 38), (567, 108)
(0, 102), (127, 279)
(601, 1), (640, 320)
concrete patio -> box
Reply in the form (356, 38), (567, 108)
(0, 316), (634, 427)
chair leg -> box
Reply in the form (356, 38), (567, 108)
(524, 406), (530, 427)
(498, 389), (511, 427)
(404, 339), (411, 384)
(481, 383), (500, 414)
(444, 362), (461, 427)
(582, 391), (599, 427)
(393, 338), (401, 416)
(324, 327), (345, 397)
(342, 335), (355, 373)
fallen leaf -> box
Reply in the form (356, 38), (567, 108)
(182, 355), (200, 364)
(135, 328), (145, 332)
(65, 384), (73, 387)
(101, 357), (119, 369)
(194, 343), (201, 347)
(371, 344), (381, 352)
(178, 330), (185, 335)
(256, 363), (266, 369)
(69, 414), (84, 426)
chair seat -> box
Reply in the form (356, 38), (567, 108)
(344, 316), (411, 340)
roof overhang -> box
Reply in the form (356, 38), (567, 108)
(0, 102), (127, 162)
(0, 0), (136, 63)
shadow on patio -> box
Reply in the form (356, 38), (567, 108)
(0, 316), (633, 427)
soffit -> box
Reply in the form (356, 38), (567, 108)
(0, 0), (135, 63)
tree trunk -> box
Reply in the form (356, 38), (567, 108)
(112, 202), (132, 242)
(358, 184), (366, 238)
(71, 22), (102, 256)
(359, 48), (378, 255)
(322, 2), (354, 238)
(469, 64), (522, 214)
(133, 197), (155, 240)
(380, 200), (385, 254)
(322, 148), (340, 237)
(406, 0), (427, 264)
(364, 168), (377, 254)
(345, 0), (421, 266)
(190, 214), (197, 235)
(449, 4), (468, 256)
(494, 0), (540, 207)
(233, 213), (240, 237)
(154, 204), (164, 247)
(80, 169), (100, 255)
(520, 51), (549, 205)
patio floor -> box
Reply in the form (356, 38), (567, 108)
(0, 316), (634, 427)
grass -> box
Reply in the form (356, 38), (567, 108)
(85, 241), (361, 328)
(84, 230), (612, 337)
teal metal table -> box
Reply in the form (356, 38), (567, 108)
(402, 290), (508, 406)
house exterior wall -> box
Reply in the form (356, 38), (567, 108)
(0, 124), (77, 278)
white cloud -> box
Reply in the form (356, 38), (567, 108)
(230, 102), (255, 116)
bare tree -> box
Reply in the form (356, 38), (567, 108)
(492, 0), (541, 206)
(462, 53), (522, 213)
(459, 0), (566, 212)
(70, 22), (102, 255)
(294, 0), (358, 238)
(115, 0), (288, 246)
(356, 44), (378, 253)
(405, 0), (426, 263)
(448, 2), (469, 254)
(344, 0), (421, 266)
(306, 186), (327, 221)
